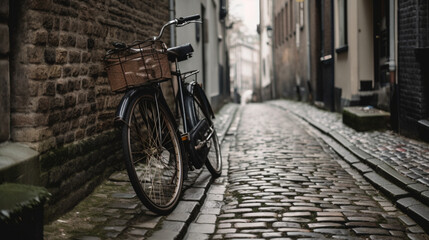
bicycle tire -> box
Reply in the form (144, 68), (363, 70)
(122, 91), (184, 215)
(190, 94), (222, 177)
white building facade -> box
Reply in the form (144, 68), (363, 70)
(175, 0), (230, 110)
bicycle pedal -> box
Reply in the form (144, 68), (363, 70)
(181, 133), (189, 142)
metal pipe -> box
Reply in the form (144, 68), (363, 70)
(271, 0), (276, 99)
(306, 0), (311, 93)
(169, 0), (176, 47)
(388, 0), (396, 73)
(330, 0), (335, 111)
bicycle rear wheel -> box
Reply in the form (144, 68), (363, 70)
(190, 94), (222, 177)
(122, 92), (184, 215)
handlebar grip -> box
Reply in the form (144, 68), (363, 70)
(177, 14), (201, 24)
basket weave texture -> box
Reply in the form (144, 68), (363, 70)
(105, 41), (171, 92)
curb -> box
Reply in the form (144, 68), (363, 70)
(269, 102), (429, 232)
(148, 103), (239, 240)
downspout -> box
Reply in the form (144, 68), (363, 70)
(259, 0), (262, 102)
(169, 0), (175, 47)
(388, 0), (396, 77)
(271, 0), (276, 99)
(389, 0), (399, 131)
(306, 0), (312, 102)
(330, 0), (335, 111)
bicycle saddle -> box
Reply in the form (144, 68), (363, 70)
(167, 43), (194, 62)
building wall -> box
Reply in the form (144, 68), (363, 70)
(334, 0), (373, 107)
(357, 0), (374, 89)
(308, 0), (321, 104)
(175, 0), (228, 111)
(0, 1), (9, 142)
(398, 0), (429, 137)
(4, 0), (171, 220)
(230, 42), (259, 97)
(273, 0), (310, 101)
(259, 0), (273, 101)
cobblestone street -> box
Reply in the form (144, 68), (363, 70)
(203, 103), (428, 240)
(44, 102), (429, 239)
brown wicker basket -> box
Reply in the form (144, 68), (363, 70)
(105, 41), (171, 92)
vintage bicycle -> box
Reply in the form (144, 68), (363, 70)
(104, 14), (222, 214)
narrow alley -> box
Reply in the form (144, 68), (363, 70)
(44, 102), (429, 239)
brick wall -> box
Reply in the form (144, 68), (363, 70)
(7, 0), (171, 220)
(398, 0), (429, 137)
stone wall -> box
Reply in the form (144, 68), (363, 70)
(398, 0), (429, 137)
(7, 0), (171, 220)
(0, 0), (9, 142)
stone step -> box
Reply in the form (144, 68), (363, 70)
(342, 106), (390, 132)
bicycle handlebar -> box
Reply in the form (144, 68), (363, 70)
(177, 14), (201, 24)
(153, 14), (201, 41)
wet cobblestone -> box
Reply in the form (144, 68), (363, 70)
(210, 103), (429, 240)
(269, 100), (429, 188)
(44, 102), (429, 239)
(44, 104), (239, 240)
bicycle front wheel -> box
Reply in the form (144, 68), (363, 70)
(122, 92), (184, 215)
(191, 95), (222, 177)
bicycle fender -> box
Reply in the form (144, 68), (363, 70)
(114, 88), (140, 127)
(188, 82), (215, 119)
(114, 87), (177, 129)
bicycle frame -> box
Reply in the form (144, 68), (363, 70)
(113, 59), (214, 137)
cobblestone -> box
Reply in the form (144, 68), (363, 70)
(209, 103), (428, 239)
(44, 104), (239, 239)
(270, 100), (429, 189)
(44, 102), (429, 239)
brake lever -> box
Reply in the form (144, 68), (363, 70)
(176, 20), (203, 27)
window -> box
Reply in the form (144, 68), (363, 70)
(337, 0), (348, 51)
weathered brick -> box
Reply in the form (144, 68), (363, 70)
(49, 65), (62, 79)
(55, 49), (67, 64)
(38, 96), (51, 112)
(44, 48), (56, 64)
(43, 81), (56, 96)
(59, 33), (76, 47)
(28, 0), (53, 11)
(29, 30), (48, 46)
(27, 46), (44, 64)
(48, 31), (60, 46)
(64, 94), (76, 108)
(28, 65), (49, 80)
(68, 51), (81, 63)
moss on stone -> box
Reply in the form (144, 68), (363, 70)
(0, 183), (50, 223)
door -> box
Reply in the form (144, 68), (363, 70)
(374, 0), (389, 90)
(318, 0), (335, 111)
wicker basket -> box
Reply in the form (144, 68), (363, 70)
(105, 41), (171, 92)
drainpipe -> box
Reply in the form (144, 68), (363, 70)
(271, 0), (276, 99)
(388, 0), (396, 80)
(169, 0), (175, 47)
(389, 0), (399, 131)
(330, 0), (335, 111)
(306, 0), (312, 101)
